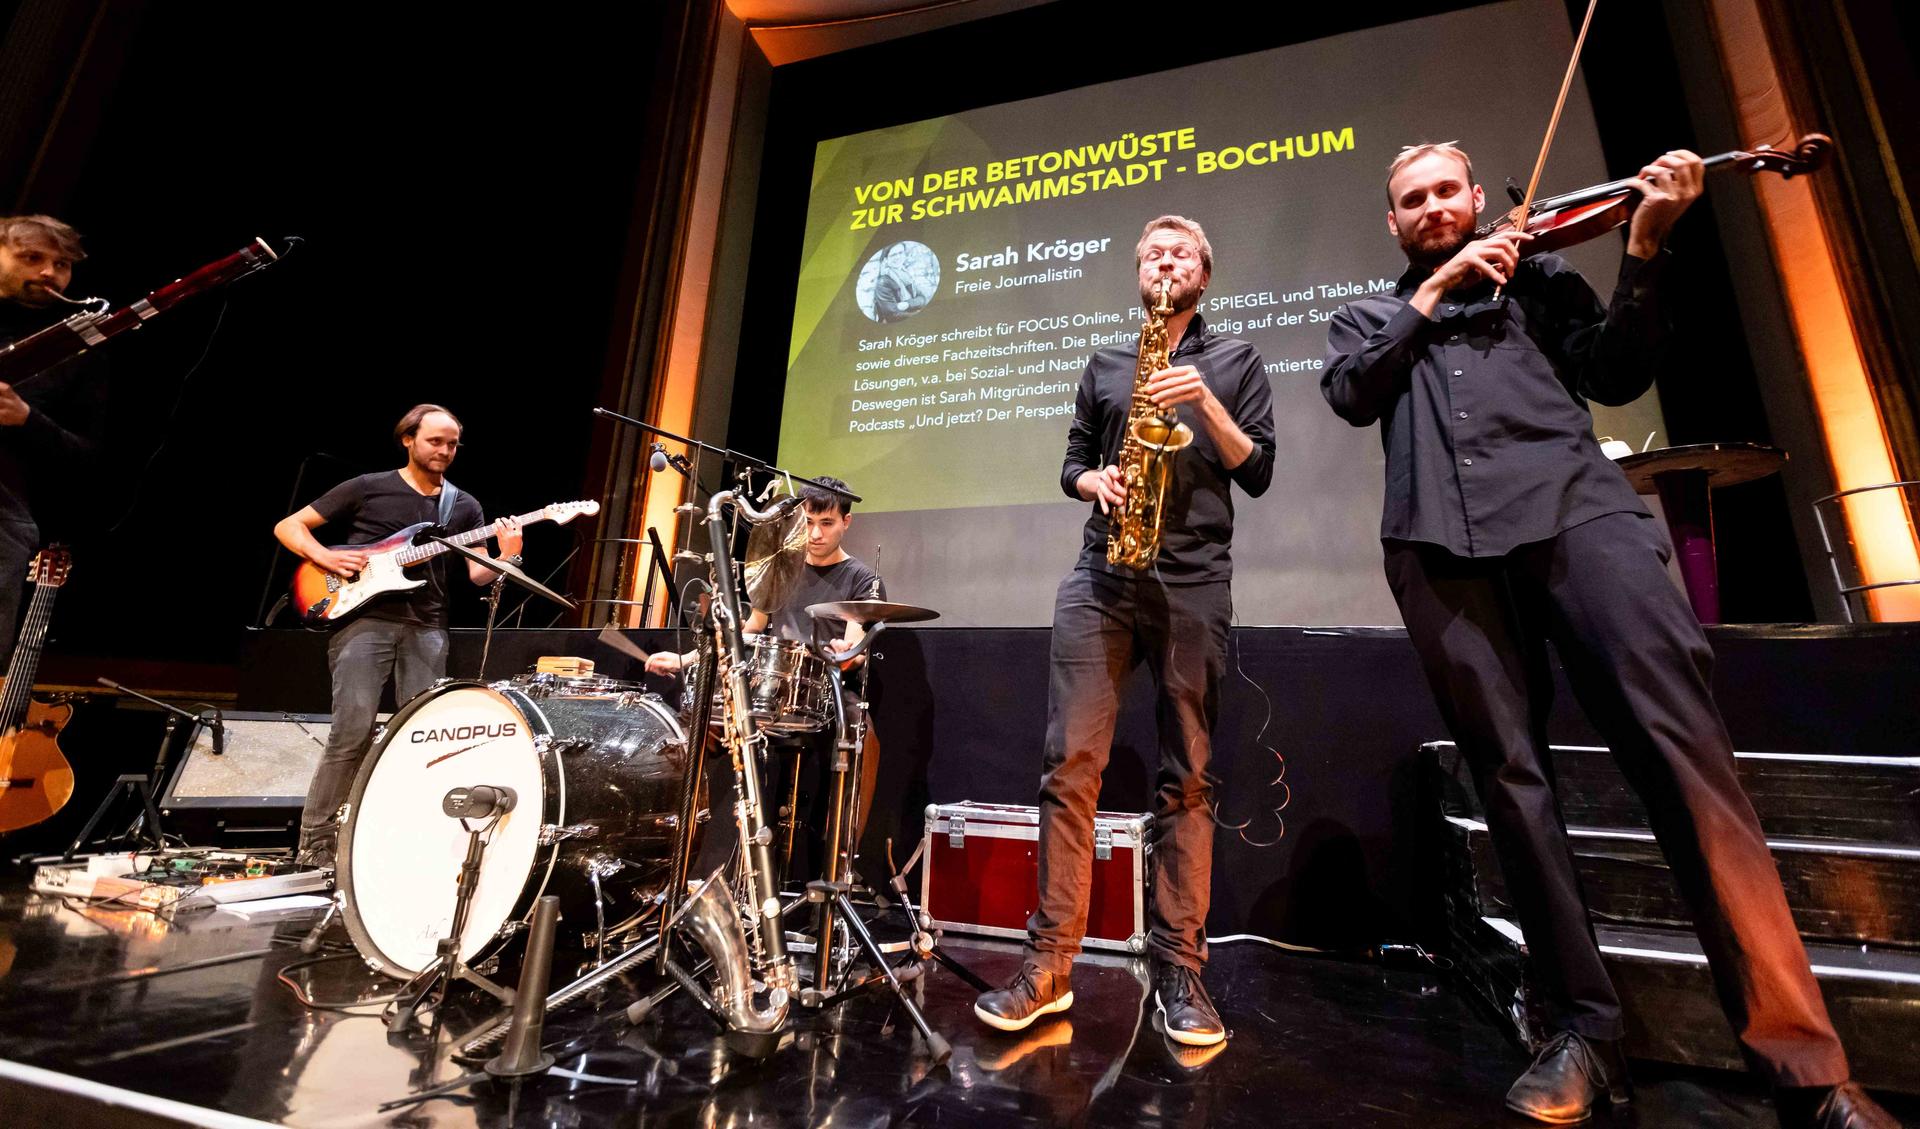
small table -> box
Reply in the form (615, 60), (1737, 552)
(1614, 442), (1787, 624)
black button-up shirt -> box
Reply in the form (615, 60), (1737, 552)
(1321, 251), (1669, 557)
(0, 300), (108, 530)
(1062, 312), (1275, 582)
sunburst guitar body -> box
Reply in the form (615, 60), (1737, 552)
(288, 499), (597, 625)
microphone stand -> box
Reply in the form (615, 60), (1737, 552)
(592, 408), (861, 506)
(57, 678), (218, 860)
(595, 407), (858, 633)
(386, 807), (514, 1035)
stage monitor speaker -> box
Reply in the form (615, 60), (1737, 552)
(159, 711), (336, 848)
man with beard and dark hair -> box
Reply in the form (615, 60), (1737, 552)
(1322, 143), (1897, 1129)
(274, 404), (523, 867)
(0, 215), (106, 665)
(974, 215), (1275, 1049)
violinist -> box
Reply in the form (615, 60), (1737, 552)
(1322, 143), (1897, 1129)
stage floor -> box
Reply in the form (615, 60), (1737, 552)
(0, 869), (1901, 1128)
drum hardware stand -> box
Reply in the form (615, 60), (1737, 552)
(785, 623), (953, 1063)
(799, 621), (884, 995)
(884, 836), (993, 993)
(386, 807), (514, 1035)
(800, 876), (950, 1063)
(478, 573), (507, 681)
(426, 537), (577, 683)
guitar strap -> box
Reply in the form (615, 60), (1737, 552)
(437, 480), (461, 530)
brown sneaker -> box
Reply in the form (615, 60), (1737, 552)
(974, 962), (1073, 1032)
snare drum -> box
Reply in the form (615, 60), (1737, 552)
(338, 677), (689, 978)
(679, 634), (836, 735)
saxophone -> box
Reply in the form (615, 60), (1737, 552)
(1106, 277), (1194, 569)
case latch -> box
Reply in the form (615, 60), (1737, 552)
(948, 815), (966, 848)
(1094, 825), (1112, 860)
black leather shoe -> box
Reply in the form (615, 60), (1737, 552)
(1777, 1082), (1903, 1129)
(974, 963), (1073, 1032)
(1505, 1031), (1633, 1124)
(1152, 961), (1227, 1047)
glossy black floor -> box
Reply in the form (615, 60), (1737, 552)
(0, 868), (1890, 1129)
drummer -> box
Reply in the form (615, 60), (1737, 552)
(646, 475), (884, 877)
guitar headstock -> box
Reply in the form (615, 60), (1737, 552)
(1736, 133), (1832, 179)
(28, 545), (72, 589)
(542, 501), (601, 527)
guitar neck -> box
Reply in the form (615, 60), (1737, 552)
(392, 510), (549, 567)
(0, 581), (60, 733)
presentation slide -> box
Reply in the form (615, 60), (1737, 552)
(777, 0), (1664, 626)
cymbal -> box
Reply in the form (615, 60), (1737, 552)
(804, 600), (940, 625)
(742, 501), (806, 610)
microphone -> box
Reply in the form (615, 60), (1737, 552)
(648, 442), (692, 475)
(443, 785), (518, 820)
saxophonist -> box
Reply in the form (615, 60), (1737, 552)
(975, 216), (1275, 1047)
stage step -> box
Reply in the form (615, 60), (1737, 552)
(1444, 815), (1920, 949)
(1430, 737), (1920, 1094)
(1428, 741), (1920, 847)
(1455, 913), (1920, 1095)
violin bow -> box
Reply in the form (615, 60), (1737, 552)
(1498, 0), (1600, 299)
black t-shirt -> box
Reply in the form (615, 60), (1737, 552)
(308, 470), (486, 626)
(762, 556), (885, 644)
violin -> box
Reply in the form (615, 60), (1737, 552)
(1477, 134), (1833, 257)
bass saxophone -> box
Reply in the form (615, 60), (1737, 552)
(1106, 277), (1193, 569)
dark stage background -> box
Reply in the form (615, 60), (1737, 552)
(11, 4), (680, 675)
(4, 0), (1822, 697)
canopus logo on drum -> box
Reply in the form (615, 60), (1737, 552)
(409, 722), (519, 743)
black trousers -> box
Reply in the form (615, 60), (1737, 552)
(1385, 511), (1847, 1087)
(1028, 567), (1229, 975)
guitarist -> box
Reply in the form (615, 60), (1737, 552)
(273, 403), (522, 867)
(0, 215), (106, 667)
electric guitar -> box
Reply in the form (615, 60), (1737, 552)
(0, 547), (76, 834)
(289, 500), (598, 624)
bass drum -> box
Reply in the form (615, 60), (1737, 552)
(338, 678), (689, 979)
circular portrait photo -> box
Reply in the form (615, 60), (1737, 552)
(855, 240), (939, 324)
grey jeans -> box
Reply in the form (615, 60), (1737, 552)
(299, 616), (449, 846)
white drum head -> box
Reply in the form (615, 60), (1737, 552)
(342, 685), (551, 976)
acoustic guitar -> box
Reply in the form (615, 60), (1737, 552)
(0, 547), (76, 834)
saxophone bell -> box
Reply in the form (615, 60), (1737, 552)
(674, 868), (790, 1036)
(1129, 411), (1194, 453)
